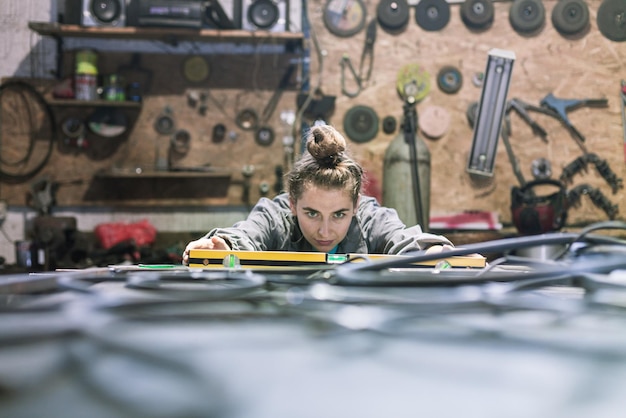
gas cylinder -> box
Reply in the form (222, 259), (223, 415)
(383, 127), (431, 230)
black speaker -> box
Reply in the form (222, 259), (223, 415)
(242, 0), (287, 32)
(81, 0), (127, 27)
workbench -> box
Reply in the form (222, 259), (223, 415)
(2, 229), (626, 418)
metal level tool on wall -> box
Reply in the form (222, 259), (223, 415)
(467, 48), (516, 177)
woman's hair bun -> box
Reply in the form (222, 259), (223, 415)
(306, 125), (346, 166)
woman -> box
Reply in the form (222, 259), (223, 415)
(182, 124), (452, 265)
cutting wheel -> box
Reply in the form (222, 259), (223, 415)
(509, 0), (546, 34)
(597, 0), (626, 42)
(377, 0), (410, 33)
(396, 63), (431, 102)
(460, 0), (495, 30)
(551, 0), (590, 36)
(437, 66), (463, 94)
(323, 0), (367, 37)
(415, 0), (450, 32)
(343, 105), (379, 143)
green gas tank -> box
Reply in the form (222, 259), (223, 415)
(382, 128), (431, 231)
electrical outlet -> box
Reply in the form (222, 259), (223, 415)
(0, 200), (7, 224)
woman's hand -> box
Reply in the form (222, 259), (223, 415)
(182, 236), (230, 265)
(425, 244), (455, 254)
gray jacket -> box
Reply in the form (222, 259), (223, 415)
(205, 193), (451, 254)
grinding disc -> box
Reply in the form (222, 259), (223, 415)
(377, 0), (410, 33)
(255, 126), (275, 146)
(419, 105), (450, 139)
(235, 108), (259, 131)
(436, 66), (463, 94)
(551, 0), (590, 36)
(182, 55), (210, 83)
(343, 105), (379, 143)
(509, 0), (546, 34)
(597, 0), (626, 42)
(396, 63), (431, 102)
(382, 115), (397, 134)
(460, 0), (495, 30)
(323, 0), (367, 37)
(415, 0), (450, 32)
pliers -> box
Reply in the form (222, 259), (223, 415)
(341, 19), (377, 98)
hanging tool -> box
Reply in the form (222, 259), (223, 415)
(540, 93), (608, 144)
(508, 98), (554, 142)
(621, 80), (626, 163)
(567, 184), (619, 220)
(340, 19), (376, 98)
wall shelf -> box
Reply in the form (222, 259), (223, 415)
(48, 99), (142, 108)
(28, 22), (304, 45)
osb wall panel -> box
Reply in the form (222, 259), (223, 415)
(306, 0), (625, 226)
(2, 0), (624, 229)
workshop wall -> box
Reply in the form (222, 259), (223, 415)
(2, 0), (625, 229)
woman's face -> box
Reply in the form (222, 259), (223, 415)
(290, 185), (357, 253)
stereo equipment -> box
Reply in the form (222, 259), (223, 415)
(81, 0), (127, 27)
(242, 0), (287, 32)
(137, 0), (204, 28)
(202, 0), (242, 29)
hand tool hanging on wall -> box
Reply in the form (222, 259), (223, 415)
(540, 93), (608, 145)
(559, 153), (623, 194)
(567, 184), (619, 220)
(340, 19), (376, 98)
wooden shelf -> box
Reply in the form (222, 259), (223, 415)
(28, 22), (304, 44)
(48, 99), (142, 108)
(95, 168), (231, 179)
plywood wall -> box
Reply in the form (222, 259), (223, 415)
(2, 0), (624, 228)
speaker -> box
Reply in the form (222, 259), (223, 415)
(82, 0), (127, 27)
(242, 0), (287, 32)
